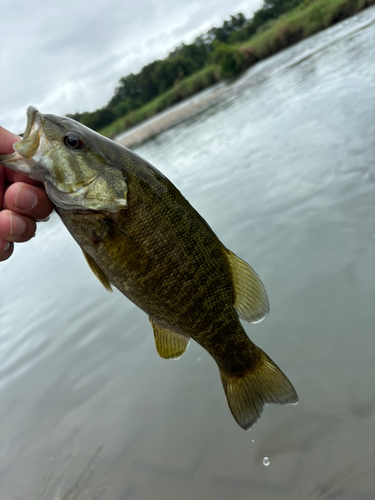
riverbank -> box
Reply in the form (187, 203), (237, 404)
(117, 2), (375, 148)
(116, 82), (227, 147)
(104, 0), (374, 143)
(240, 0), (374, 62)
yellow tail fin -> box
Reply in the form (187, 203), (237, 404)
(220, 348), (298, 430)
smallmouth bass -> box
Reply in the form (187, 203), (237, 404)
(0, 107), (298, 429)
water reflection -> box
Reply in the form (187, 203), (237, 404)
(33, 448), (105, 500)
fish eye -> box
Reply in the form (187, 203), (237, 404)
(64, 132), (83, 149)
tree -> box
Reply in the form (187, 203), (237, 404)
(68, 2), (308, 132)
(153, 57), (197, 93)
(108, 73), (141, 110)
(206, 13), (248, 44)
(68, 108), (117, 131)
(138, 61), (160, 103)
(169, 42), (210, 68)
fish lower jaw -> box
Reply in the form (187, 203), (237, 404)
(0, 151), (36, 177)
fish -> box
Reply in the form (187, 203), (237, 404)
(0, 106), (298, 430)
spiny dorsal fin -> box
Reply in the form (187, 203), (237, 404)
(82, 250), (113, 293)
(224, 248), (269, 323)
(220, 347), (298, 430)
(150, 318), (190, 360)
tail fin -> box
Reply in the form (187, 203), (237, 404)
(220, 348), (298, 430)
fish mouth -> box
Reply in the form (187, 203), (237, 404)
(23, 106), (44, 142)
(15, 106), (44, 159)
(0, 106), (44, 176)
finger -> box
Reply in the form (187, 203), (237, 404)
(0, 128), (42, 187)
(0, 165), (4, 208)
(0, 126), (20, 154)
(0, 209), (37, 243)
(0, 238), (14, 262)
(5, 169), (44, 187)
(3, 182), (54, 220)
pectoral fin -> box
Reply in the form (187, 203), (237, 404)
(82, 250), (113, 293)
(150, 318), (190, 359)
(224, 248), (269, 323)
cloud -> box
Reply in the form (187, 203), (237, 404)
(0, 0), (262, 132)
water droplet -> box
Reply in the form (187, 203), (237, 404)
(263, 457), (270, 466)
(251, 440), (254, 443)
(196, 357), (202, 363)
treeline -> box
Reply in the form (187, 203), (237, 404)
(209, 0), (304, 44)
(67, 0), (306, 131)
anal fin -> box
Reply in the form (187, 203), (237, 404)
(82, 250), (113, 293)
(150, 318), (190, 360)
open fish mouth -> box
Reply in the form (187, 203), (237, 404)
(0, 106), (44, 177)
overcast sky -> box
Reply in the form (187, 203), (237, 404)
(0, 0), (263, 133)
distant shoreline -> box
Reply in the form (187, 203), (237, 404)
(117, 3), (375, 149)
(116, 83), (227, 148)
(111, 1), (375, 148)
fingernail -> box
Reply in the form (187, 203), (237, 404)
(35, 215), (51, 222)
(9, 214), (26, 236)
(2, 242), (10, 252)
(14, 186), (37, 211)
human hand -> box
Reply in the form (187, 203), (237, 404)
(0, 126), (54, 261)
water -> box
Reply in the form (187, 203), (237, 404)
(1, 8), (375, 499)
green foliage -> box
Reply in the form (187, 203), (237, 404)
(242, 0), (375, 61)
(98, 66), (220, 138)
(108, 73), (141, 110)
(211, 44), (244, 77)
(68, 0), (373, 135)
(153, 57), (199, 93)
(206, 13), (248, 43)
(67, 108), (117, 131)
(169, 42), (210, 67)
(228, 0), (305, 43)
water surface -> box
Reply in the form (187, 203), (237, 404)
(0, 7), (374, 499)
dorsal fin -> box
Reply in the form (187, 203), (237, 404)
(82, 250), (113, 293)
(150, 318), (190, 359)
(224, 248), (269, 323)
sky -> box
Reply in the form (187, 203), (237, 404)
(0, 0), (263, 133)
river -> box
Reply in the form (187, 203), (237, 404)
(0, 7), (374, 499)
